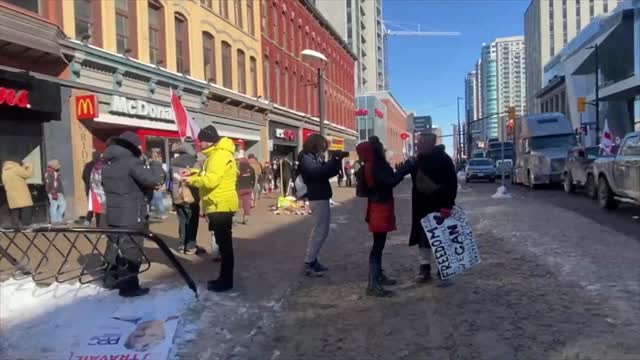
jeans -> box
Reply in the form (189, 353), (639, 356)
(305, 200), (331, 264)
(48, 194), (66, 224)
(177, 204), (199, 249)
(151, 191), (165, 216)
(208, 212), (235, 283)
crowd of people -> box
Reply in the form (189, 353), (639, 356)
(1, 123), (456, 299)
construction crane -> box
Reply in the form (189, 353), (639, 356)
(382, 22), (461, 90)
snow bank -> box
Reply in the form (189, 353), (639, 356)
(0, 278), (196, 359)
(491, 186), (512, 199)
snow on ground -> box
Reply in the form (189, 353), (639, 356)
(0, 278), (197, 360)
(491, 185), (512, 199)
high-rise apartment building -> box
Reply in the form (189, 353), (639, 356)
(315, 0), (385, 93)
(481, 42), (498, 140)
(465, 71), (476, 124)
(474, 59), (483, 120)
(496, 36), (526, 138)
(525, 0), (621, 114)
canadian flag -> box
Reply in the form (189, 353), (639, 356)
(600, 118), (613, 155)
(170, 89), (201, 140)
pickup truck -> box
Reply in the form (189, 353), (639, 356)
(563, 146), (599, 196)
(591, 131), (640, 209)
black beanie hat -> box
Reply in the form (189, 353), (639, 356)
(198, 125), (220, 143)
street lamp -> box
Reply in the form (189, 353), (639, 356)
(586, 44), (600, 145)
(301, 49), (329, 139)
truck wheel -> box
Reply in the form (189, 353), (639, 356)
(598, 177), (618, 209)
(586, 174), (597, 199)
(563, 172), (575, 193)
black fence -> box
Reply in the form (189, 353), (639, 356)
(0, 226), (197, 297)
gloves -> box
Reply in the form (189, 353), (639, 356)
(440, 208), (452, 219)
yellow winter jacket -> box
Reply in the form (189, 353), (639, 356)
(187, 137), (239, 213)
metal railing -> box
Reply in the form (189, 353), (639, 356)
(0, 225), (197, 297)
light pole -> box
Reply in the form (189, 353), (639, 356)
(301, 49), (329, 139)
(586, 43), (600, 145)
(456, 96), (463, 168)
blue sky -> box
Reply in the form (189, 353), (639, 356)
(384, 0), (530, 153)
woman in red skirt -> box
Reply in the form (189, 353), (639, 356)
(356, 137), (409, 297)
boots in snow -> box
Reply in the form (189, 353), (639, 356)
(414, 264), (433, 284)
(366, 263), (393, 297)
(378, 269), (397, 286)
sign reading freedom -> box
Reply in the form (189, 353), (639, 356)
(421, 206), (480, 280)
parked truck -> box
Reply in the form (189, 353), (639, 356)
(512, 112), (577, 188)
(590, 131), (640, 209)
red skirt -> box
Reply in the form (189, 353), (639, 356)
(366, 199), (396, 233)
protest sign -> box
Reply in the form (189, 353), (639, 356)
(69, 311), (179, 360)
(421, 206), (480, 280)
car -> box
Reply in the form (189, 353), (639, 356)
(563, 146), (599, 196)
(495, 159), (513, 178)
(590, 132), (640, 209)
(465, 158), (496, 183)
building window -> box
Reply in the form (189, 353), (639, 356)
(576, 0), (581, 34)
(220, 0), (229, 19)
(201, 0), (212, 9)
(222, 41), (233, 89)
(290, 19), (295, 53)
(4, 0), (39, 14)
(562, 0), (567, 45)
(247, 1), (255, 36)
(74, 0), (92, 41)
(234, 0), (243, 28)
(148, 1), (165, 66)
(603, 0), (609, 12)
(275, 63), (281, 104)
(264, 55), (271, 100)
(203, 32), (216, 83)
(237, 49), (247, 94)
(250, 56), (257, 97)
(272, 5), (278, 40)
(589, 0), (594, 19)
(116, 0), (132, 54)
(175, 13), (190, 74)
(282, 13), (287, 50)
(284, 68), (289, 108)
(261, 0), (267, 34)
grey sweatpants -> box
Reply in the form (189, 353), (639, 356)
(305, 200), (331, 264)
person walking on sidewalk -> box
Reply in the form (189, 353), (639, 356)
(298, 134), (346, 277)
(236, 155), (255, 224)
(356, 137), (408, 297)
(87, 156), (106, 227)
(344, 161), (353, 188)
(407, 133), (457, 283)
(149, 148), (168, 220)
(263, 161), (274, 194)
(83, 151), (100, 226)
(2, 159), (34, 230)
(171, 140), (204, 255)
(185, 125), (239, 292)
(247, 154), (263, 206)
(102, 131), (164, 297)
(45, 159), (66, 224)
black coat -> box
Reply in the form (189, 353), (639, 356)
(366, 161), (405, 203)
(102, 138), (163, 230)
(299, 152), (340, 201)
(408, 145), (458, 246)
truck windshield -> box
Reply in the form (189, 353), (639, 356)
(531, 134), (576, 150)
(469, 160), (492, 166)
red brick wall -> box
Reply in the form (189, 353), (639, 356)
(261, 0), (356, 131)
(382, 98), (408, 165)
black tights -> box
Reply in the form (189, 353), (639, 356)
(369, 232), (387, 264)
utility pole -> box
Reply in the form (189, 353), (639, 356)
(594, 43), (600, 146)
(457, 96), (463, 168)
(318, 67), (326, 139)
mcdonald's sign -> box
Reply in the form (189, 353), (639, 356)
(76, 95), (97, 120)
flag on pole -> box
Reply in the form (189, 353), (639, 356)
(600, 118), (613, 155)
(170, 89), (201, 140)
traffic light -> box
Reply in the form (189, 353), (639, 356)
(506, 119), (515, 136)
(577, 97), (587, 113)
(507, 106), (516, 122)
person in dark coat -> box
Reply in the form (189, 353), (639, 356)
(171, 139), (204, 255)
(407, 132), (457, 282)
(298, 134), (346, 277)
(236, 156), (255, 224)
(356, 137), (406, 297)
(101, 131), (164, 297)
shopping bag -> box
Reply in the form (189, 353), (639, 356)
(175, 183), (195, 205)
(294, 175), (307, 199)
(420, 206), (480, 280)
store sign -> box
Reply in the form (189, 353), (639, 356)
(109, 95), (175, 121)
(355, 108), (368, 116)
(374, 108), (384, 119)
(275, 128), (296, 141)
(328, 137), (345, 151)
(75, 95), (97, 120)
(302, 128), (317, 142)
(0, 86), (30, 108)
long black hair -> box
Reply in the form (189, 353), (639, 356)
(368, 136), (388, 167)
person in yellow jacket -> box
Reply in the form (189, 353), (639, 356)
(185, 125), (239, 292)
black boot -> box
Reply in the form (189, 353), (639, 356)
(414, 264), (433, 284)
(207, 278), (233, 292)
(378, 269), (397, 286)
(366, 262), (393, 297)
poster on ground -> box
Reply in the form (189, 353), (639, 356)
(68, 311), (180, 360)
(421, 205), (480, 280)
